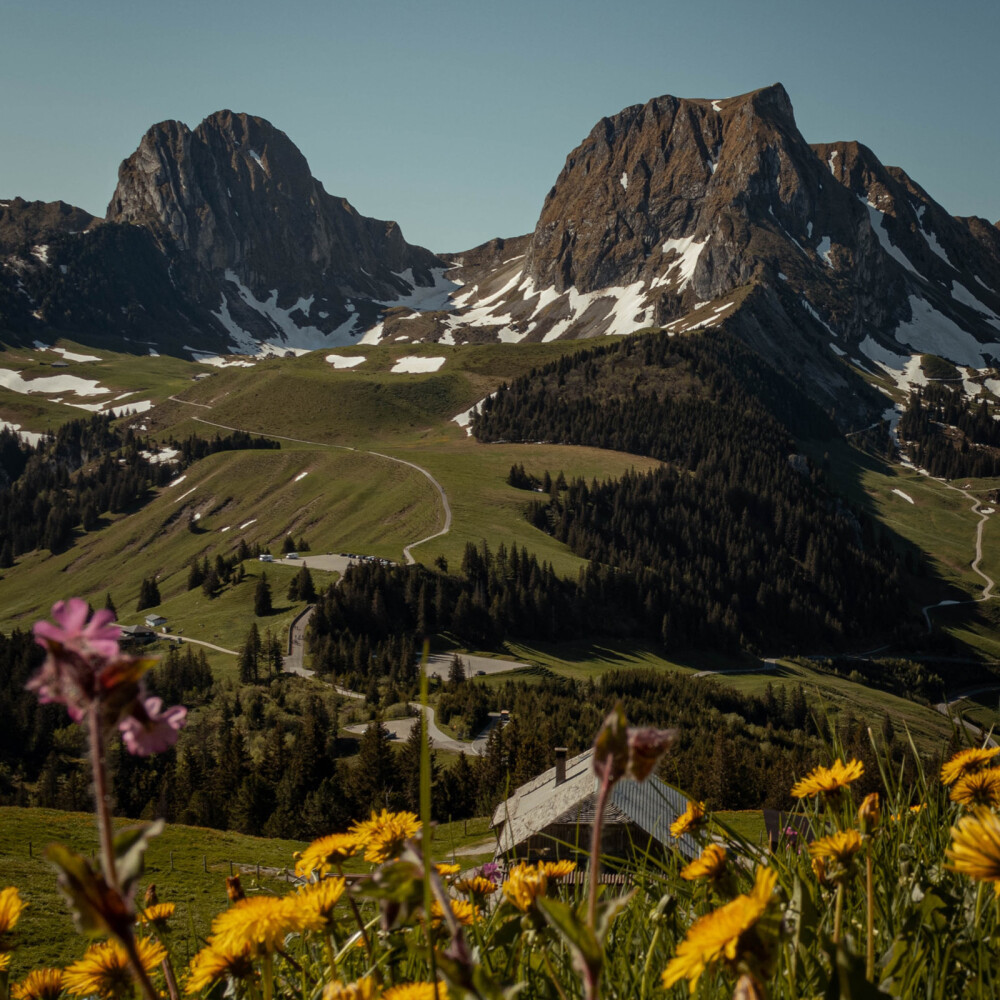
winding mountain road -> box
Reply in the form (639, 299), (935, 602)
(189, 416), (451, 564)
(921, 477), (996, 631)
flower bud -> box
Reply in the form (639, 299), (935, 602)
(626, 726), (678, 782)
(592, 703), (629, 784)
(858, 792), (880, 833)
(226, 874), (245, 902)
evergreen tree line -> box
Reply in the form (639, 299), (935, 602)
(0, 627), (481, 836)
(1, 626), (946, 831)
(898, 385), (1000, 479)
(470, 331), (906, 650)
(0, 415), (281, 562)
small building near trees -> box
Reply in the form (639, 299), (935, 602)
(491, 747), (699, 867)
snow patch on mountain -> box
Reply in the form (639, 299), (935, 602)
(377, 268), (460, 311)
(916, 207), (952, 267)
(32, 343), (101, 363)
(0, 369), (109, 396)
(325, 354), (366, 369)
(658, 235), (707, 291)
(801, 299), (836, 336)
(1, 420), (45, 446)
(894, 295), (1000, 369)
(452, 391), (498, 437)
(863, 201), (918, 274)
(390, 355), (446, 374)
(223, 271), (336, 350)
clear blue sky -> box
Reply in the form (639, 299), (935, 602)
(2, 0), (997, 252)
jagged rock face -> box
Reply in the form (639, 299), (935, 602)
(106, 110), (442, 335)
(0, 198), (98, 253)
(520, 85), (902, 334)
(402, 84), (1000, 423)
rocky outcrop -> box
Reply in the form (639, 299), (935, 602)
(106, 110), (444, 341)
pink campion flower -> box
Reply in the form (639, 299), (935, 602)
(479, 862), (500, 884)
(29, 599), (126, 721)
(118, 697), (187, 756)
(33, 598), (121, 659)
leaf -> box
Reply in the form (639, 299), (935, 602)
(593, 888), (636, 943)
(486, 911), (525, 952)
(823, 938), (891, 1000)
(113, 819), (164, 896)
(536, 896), (603, 987)
(789, 874), (819, 962)
(44, 843), (132, 939)
(435, 949), (522, 1000)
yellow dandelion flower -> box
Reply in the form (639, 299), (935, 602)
(0, 887), (27, 936)
(382, 983), (446, 1000)
(539, 860), (577, 879)
(502, 863), (548, 912)
(210, 895), (307, 955)
(184, 942), (254, 995)
(12, 969), (65, 1000)
(64, 938), (166, 999)
(351, 810), (421, 864)
(435, 863), (461, 878)
(454, 876), (498, 896)
(790, 758), (864, 798)
(889, 803), (926, 822)
(137, 903), (176, 928)
(941, 747), (1000, 786)
(0, 953), (10, 972)
(808, 829), (862, 867)
(946, 808), (1000, 895)
(670, 800), (706, 839)
(323, 976), (380, 1000)
(951, 769), (1000, 808)
(662, 867), (777, 990)
(294, 833), (360, 877)
(680, 844), (727, 882)
(295, 877), (346, 927)
(431, 898), (479, 927)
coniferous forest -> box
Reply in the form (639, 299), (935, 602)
(471, 331), (908, 649)
(898, 383), (1000, 478)
(2, 624), (928, 836)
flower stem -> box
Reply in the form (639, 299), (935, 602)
(640, 925), (663, 1000)
(865, 842), (875, 982)
(88, 705), (120, 893)
(261, 952), (274, 1000)
(833, 881), (845, 945)
(336, 864), (380, 984)
(587, 759), (613, 931)
(88, 709), (158, 1000)
(161, 957), (180, 1000)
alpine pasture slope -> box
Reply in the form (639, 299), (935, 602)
(0, 337), (663, 640)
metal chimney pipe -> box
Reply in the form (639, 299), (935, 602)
(554, 747), (568, 785)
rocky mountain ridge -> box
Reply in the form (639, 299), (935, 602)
(2, 88), (1000, 424)
(366, 84), (1000, 423)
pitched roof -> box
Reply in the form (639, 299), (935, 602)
(491, 748), (699, 859)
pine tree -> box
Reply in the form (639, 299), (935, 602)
(103, 592), (117, 619)
(238, 623), (262, 683)
(136, 577), (160, 611)
(254, 572), (272, 617)
(349, 719), (398, 812)
(295, 565), (317, 603)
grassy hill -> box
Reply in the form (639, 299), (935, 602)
(0, 806), (495, 972)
